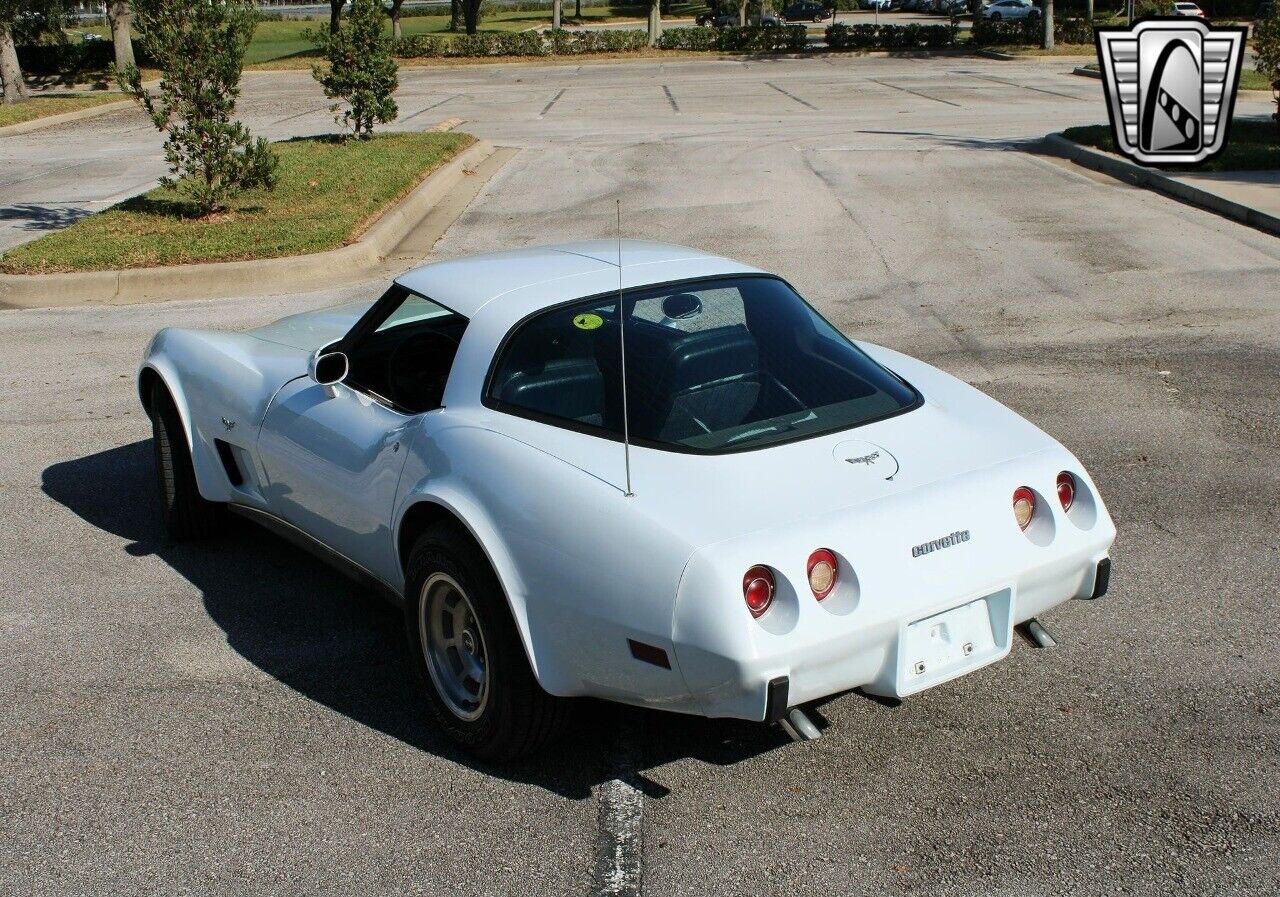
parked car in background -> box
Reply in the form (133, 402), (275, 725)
(860, 0), (894, 9)
(980, 0), (1039, 19)
(1171, 1), (1206, 15)
(698, 8), (782, 24)
(783, 1), (834, 21)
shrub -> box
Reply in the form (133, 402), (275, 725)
(16, 38), (148, 75)
(547, 28), (647, 53)
(658, 27), (718, 50)
(118, 0), (276, 216)
(969, 16), (1038, 45)
(1054, 17), (1093, 44)
(393, 34), (448, 57)
(825, 22), (956, 49)
(311, 0), (399, 139)
(1255, 0), (1280, 134)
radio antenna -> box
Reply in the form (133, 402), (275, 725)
(617, 200), (633, 498)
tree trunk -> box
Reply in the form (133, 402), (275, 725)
(108, 1), (136, 70)
(464, 0), (480, 34)
(1041, 0), (1053, 49)
(648, 0), (662, 45)
(1084, 0), (1092, 19)
(450, 0), (461, 31)
(392, 0), (405, 40)
(0, 23), (27, 105)
(575, 0), (581, 17)
(553, 0), (562, 29)
(330, 0), (342, 35)
(739, 0), (747, 25)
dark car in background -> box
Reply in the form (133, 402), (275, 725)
(782, 1), (834, 21)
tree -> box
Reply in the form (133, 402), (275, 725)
(461, 0), (482, 34)
(118, 0), (276, 216)
(1255, 1), (1280, 134)
(329, 0), (342, 35)
(108, 0), (135, 70)
(647, 0), (662, 45)
(389, 0), (405, 40)
(2, 0), (66, 105)
(311, 0), (398, 139)
(1041, 0), (1053, 50)
(450, 0), (460, 31)
(553, 0), (562, 29)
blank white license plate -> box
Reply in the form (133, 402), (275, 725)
(900, 596), (1003, 695)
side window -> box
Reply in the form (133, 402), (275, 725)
(488, 299), (620, 431)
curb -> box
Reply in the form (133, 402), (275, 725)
(1072, 65), (1100, 78)
(0, 138), (498, 309)
(975, 48), (1016, 60)
(0, 97), (134, 137)
(1043, 133), (1280, 239)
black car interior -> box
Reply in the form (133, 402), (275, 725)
(489, 284), (887, 448)
(345, 313), (468, 414)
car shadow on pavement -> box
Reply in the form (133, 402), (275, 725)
(0, 203), (94, 233)
(43, 439), (792, 800)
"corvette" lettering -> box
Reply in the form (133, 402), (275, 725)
(911, 529), (971, 558)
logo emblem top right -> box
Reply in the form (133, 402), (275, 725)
(1095, 18), (1248, 166)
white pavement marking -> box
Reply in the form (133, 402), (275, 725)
(592, 765), (644, 897)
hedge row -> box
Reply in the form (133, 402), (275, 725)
(969, 16), (1093, 47)
(658, 25), (808, 52)
(393, 28), (650, 58)
(16, 39), (149, 75)
(825, 22), (956, 50)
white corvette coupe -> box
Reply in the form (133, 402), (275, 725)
(140, 242), (1115, 760)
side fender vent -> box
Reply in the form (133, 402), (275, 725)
(214, 439), (244, 487)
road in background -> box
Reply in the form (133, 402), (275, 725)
(2, 56), (1279, 896)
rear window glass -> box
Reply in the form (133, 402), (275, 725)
(486, 276), (919, 453)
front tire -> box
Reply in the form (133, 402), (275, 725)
(404, 523), (571, 762)
(150, 380), (223, 541)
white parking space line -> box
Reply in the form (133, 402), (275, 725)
(662, 85), (680, 114)
(540, 88), (567, 117)
(870, 77), (962, 107)
(400, 95), (462, 123)
(962, 71), (1087, 101)
(765, 81), (819, 110)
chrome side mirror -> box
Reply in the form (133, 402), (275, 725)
(309, 349), (349, 387)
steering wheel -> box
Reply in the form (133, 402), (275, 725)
(386, 330), (459, 413)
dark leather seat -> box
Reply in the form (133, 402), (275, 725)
(649, 327), (761, 441)
(498, 358), (607, 427)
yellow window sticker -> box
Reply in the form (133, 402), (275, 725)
(573, 313), (604, 331)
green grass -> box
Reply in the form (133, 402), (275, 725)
(0, 93), (126, 127)
(0, 131), (473, 273)
(1081, 64), (1273, 91)
(1063, 119), (1280, 172)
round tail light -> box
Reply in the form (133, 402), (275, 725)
(1012, 486), (1036, 530)
(743, 566), (774, 618)
(1056, 472), (1076, 511)
(807, 549), (838, 600)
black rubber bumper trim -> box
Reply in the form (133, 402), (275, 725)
(765, 676), (789, 724)
(1091, 557), (1112, 599)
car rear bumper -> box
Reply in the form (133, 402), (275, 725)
(671, 548), (1113, 722)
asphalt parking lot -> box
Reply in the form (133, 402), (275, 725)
(2, 56), (1279, 896)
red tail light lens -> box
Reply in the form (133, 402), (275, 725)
(1012, 486), (1036, 530)
(807, 549), (838, 600)
(743, 566), (774, 618)
(1056, 472), (1076, 511)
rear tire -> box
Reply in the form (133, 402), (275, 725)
(149, 380), (224, 541)
(404, 522), (571, 762)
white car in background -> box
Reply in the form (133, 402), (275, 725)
(1172, 1), (1206, 15)
(980, 0), (1040, 18)
(139, 242), (1116, 760)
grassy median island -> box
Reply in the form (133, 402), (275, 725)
(0, 93), (126, 128)
(0, 131), (473, 274)
(1063, 120), (1280, 172)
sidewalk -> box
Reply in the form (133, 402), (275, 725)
(1045, 133), (1280, 238)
